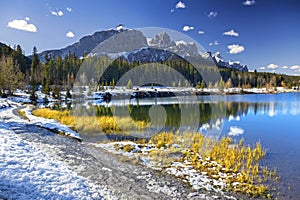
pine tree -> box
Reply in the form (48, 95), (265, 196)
(30, 46), (40, 101)
(0, 56), (24, 95)
(42, 54), (51, 94)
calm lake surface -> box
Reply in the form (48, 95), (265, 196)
(70, 92), (300, 198)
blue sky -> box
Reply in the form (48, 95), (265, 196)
(1, 0), (300, 75)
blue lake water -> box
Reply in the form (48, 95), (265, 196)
(219, 93), (300, 199)
(74, 92), (300, 198)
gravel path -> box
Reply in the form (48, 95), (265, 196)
(2, 105), (244, 200)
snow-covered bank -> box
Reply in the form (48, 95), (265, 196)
(0, 109), (115, 199)
(0, 99), (11, 110)
(0, 99), (80, 141)
(85, 86), (294, 97)
(5, 86), (298, 107)
(21, 106), (81, 141)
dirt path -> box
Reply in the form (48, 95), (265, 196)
(5, 106), (243, 200)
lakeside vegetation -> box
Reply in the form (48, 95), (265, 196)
(148, 132), (278, 198)
(32, 108), (149, 134)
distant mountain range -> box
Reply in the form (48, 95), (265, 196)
(36, 28), (248, 72)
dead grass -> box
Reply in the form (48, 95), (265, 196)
(148, 132), (277, 198)
(17, 109), (29, 120)
(32, 108), (150, 134)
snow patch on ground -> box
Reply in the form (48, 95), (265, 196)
(0, 99), (12, 111)
(166, 161), (224, 191)
(0, 123), (115, 199)
(94, 142), (158, 168)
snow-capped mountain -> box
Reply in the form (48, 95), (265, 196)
(168, 40), (199, 57)
(211, 52), (248, 72)
(148, 32), (175, 48)
(148, 32), (199, 57)
(36, 28), (248, 72)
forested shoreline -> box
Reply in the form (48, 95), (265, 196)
(1, 44), (300, 100)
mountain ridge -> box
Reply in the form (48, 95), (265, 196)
(37, 29), (124, 61)
(36, 28), (248, 72)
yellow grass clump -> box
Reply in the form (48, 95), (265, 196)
(148, 132), (277, 198)
(32, 108), (149, 134)
(17, 110), (29, 120)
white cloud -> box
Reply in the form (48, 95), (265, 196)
(176, 1), (186, 9)
(243, 0), (255, 6)
(66, 7), (72, 12)
(228, 126), (244, 136)
(259, 67), (265, 70)
(290, 65), (300, 70)
(227, 44), (245, 54)
(208, 11), (218, 18)
(261, 65), (300, 70)
(183, 25), (194, 31)
(25, 17), (30, 21)
(198, 30), (205, 34)
(170, 9), (174, 13)
(51, 10), (64, 16)
(209, 40), (219, 46)
(66, 31), (75, 38)
(223, 29), (239, 37)
(7, 19), (37, 32)
(267, 64), (278, 69)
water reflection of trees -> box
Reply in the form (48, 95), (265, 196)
(88, 101), (276, 129)
(49, 100), (280, 132)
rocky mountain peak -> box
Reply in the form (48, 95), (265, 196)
(148, 32), (175, 48)
(91, 29), (148, 54)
